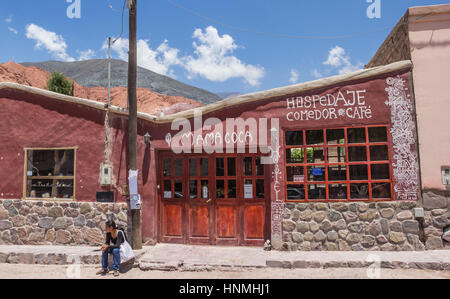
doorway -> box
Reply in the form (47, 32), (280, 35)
(158, 152), (270, 246)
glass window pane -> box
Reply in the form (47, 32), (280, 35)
(307, 166), (326, 182)
(306, 147), (325, 163)
(256, 157), (264, 176)
(348, 128), (366, 144)
(349, 165), (368, 180)
(306, 130), (324, 145)
(216, 180), (225, 198)
(189, 158), (197, 177)
(286, 131), (303, 146)
(228, 180), (237, 198)
(286, 148), (304, 164)
(174, 180), (183, 198)
(370, 145), (389, 161)
(287, 185), (305, 200)
(329, 184), (348, 200)
(372, 183), (391, 199)
(350, 183), (369, 199)
(57, 150), (74, 176)
(163, 159), (171, 177)
(163, 181), (172, 199)
(371, 164), (390, 180)
(244, 157), (253, 176)
(327, 129), (345, 145)
(216, 158), (225, 176)
(201, 180), (209, 199)
(328, 166), (347, 181)
(227, 158), (236, 176)
(55, 179), (74, 199)
(174, 159), (183, 177)
(308, 184), (326, 200)
(189, 180), (198, 199)
(369, 127), (388, 143)
(287, 166), (305, 182)
(256, 179), (265, 199)
(327, 147), (346, 163)
(348, 146), (367, 162)
(200, 158), (208, 176)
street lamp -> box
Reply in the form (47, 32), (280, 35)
(144, 132), (151, 148)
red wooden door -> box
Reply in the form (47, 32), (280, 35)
(158, 152), (269, 246)
(187, 156), (213, 245)
(159, 155), (186, 244)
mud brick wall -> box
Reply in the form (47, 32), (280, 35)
(366, 12), (411, 68)
(0, 199), (128, 246)
(282, 194), (449, 251)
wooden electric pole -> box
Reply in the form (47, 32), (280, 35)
(127, 0), (142, 250)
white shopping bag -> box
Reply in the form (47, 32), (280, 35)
(119, 230), (135, 264)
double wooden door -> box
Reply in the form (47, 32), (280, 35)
(158, 152), (269, 246)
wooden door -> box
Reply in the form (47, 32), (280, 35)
(213, 156), (240, 245)
(158, 152), (269, 246)
(240, 155), (268, 246)
(187, 156), (213, 245)
(159, 155), (186, 244)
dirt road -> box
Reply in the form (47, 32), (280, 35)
(0, 264), (449, 279)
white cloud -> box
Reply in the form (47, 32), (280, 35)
(184, 26), (265, 86)
(5, 16), (12, 23)
(77, 49), (95, 61)
(25, 24), (75, 62)
(289, 69), (300, 84)
(312, 69), (323, 79)
(8, 26), (18, 35)
(323, 46), (363, 75)
(105, 38), (182, 78)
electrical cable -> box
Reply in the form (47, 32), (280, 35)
(107, 0), (127, 43)
(165, 0), (396, 40)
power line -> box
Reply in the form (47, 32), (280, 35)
(166, 0), (394, 40)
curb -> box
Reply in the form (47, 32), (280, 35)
(0, 249), (147, 266)
(265, 260), (450, 271)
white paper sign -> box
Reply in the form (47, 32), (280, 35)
(202, 185), (208, 199)
(244, 184), (253, 199)
(130, 194), (141, 210)
(128, 169), (138, 196)
(293, 175), (304, 183)
(164, 191), (172, 199)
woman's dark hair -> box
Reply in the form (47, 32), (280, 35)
(105, 220), (117, 229)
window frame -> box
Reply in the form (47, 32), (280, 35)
(23, 147), (77, 201)
(283, 125), (393, 202)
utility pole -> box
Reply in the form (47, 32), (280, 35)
(107, 37), (111, 107)
(127, 0), (142, 250)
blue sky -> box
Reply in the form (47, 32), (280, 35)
(1, 0), (449, 94)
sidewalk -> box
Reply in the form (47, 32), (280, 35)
(139, 244), (450, 271)
(0, 245), (148, 266)
(0, 244), (449, 271)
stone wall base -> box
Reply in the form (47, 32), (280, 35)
(282, 193), (449, 251)
(0, 199), (128, 246)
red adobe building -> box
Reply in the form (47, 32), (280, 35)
(3, 59), (445, 252)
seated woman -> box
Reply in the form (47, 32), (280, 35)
(96, 220), (126, 277)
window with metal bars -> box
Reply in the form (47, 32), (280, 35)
(284, 126), (393, 202)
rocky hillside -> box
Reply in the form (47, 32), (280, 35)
(0, 61), (204, 115)
(21, 59), (222, 104)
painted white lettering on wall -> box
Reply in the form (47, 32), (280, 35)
(285, 90), (372, 122)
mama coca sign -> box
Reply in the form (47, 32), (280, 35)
(285, 89), (373, 122)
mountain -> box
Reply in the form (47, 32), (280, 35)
(20, 59), (222, 104)
(0, 61), (203, 115)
